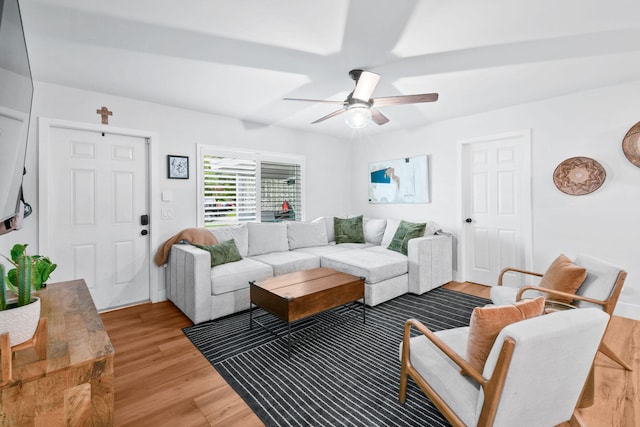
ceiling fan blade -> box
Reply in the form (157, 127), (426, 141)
(283, 97), (346, 104)
(311, 108), (345, 124)
(372, 93), (439, 107)
(352, 71), (380, 102)
(370, 108), (390, 125)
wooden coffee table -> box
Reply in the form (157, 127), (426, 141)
(249, 267), (365, 356)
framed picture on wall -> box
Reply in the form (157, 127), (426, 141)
(368, 155), (430, 203)
(167, 155), (189, 179)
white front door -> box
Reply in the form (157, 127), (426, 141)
(45, 126), (150, 310)
(460, 130), (532, 286)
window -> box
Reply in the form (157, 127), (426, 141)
(198, 146), (304, 228)
(260, 161), (301, 222)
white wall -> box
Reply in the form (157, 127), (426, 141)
(3, 79), (638, 318)
(350, 80), (640, 319)
(0, 82), (351, 300)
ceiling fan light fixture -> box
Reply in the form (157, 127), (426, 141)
(345, 104), (371, 128)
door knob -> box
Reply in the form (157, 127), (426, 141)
(465, 218), (472, 223)
(141, 229), (148, 236)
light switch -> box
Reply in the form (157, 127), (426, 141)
(161, 191), (173, 202)
(161, 208), (174, 219)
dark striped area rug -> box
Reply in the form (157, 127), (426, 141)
(183, 287), (489, 427)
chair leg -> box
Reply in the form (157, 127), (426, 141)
(399, 364), (408, 403)
(599, 341), (632, 371)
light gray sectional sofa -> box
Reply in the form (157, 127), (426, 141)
(166, 217), (453, 324)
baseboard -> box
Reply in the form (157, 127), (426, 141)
(614, 302), (640, 321)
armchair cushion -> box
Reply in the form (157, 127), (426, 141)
(401, 327), (481, 426)
(466, 297), (545, 372)
(540, 254), (587, 303)
(574, 255), (622, 308)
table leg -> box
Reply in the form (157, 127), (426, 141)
(287, 323), (292, 357)
(249, 302), (254, 330)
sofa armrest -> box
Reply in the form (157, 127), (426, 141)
(407, 234), (453, 294)
(166, 244), (211, 324)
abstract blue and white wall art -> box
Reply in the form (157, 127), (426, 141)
(368, 155), (429, 204)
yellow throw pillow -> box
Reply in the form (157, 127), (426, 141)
(539, 254), (587, 303)
(466, 297), (545, 373)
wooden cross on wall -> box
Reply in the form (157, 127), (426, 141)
(96, 106), (113, 125)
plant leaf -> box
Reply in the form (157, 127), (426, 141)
(10, 244), (27, 263)
(7, 268), (17, 292)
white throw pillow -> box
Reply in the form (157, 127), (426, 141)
(287, 221), (328, 249)
(363, 218), (387, 245)
(312, 216), (335, 242)
(211, 223), (249, 257)
(247, 222), (289, 256)
(381, 219), (400, 247)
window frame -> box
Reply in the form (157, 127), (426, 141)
(196, 144), (306, 227)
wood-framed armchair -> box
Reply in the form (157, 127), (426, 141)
(399, 308), (609, 427)
(490, 254), (631, 370)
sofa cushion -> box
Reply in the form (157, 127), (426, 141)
(210, 258), (273, 295)
(247, 222), (289, 256)
(212, 223), (249, 257)
(334, 215), (365, 244)
(363, 218), (387, 245)
(287, 221), (328, 249)
(387, 220), (426, 255)
(312, 216), (335, 242)
(249, 251), (320, 276)
(336, 242), (376, 249)
(195, 239), (242, 267)
(381, 219), (401, 247)
(293, 245), (352, 257)
(364, 245), (408, 259)
(321, 250), (407, 284)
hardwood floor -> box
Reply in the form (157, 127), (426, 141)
(101, 282), (639, 426)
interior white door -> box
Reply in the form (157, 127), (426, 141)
(461, 131), (531, 286)
(46, 127), (150, 310)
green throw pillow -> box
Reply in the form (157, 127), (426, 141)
(334, 215), (365, 244)
(195, 239), (242, 267)
(387, 220), (426, 255)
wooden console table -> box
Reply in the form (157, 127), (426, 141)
(0, 279), (114, 425)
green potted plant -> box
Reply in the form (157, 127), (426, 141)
(5, 244), (57, 290)
(0, 244), (56, 347)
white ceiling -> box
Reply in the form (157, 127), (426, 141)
(19, 0), (640, 138)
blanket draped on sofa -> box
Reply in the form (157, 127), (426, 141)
(154, 228), (218, 266)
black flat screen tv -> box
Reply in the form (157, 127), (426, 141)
(0, 0), (33, 225)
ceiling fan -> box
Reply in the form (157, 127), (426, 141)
(284, 69), (439, 128)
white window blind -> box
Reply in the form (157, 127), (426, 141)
(260, 161), (301, 222)
(202, 155), (257, 227)
(199, 147), (304, 228)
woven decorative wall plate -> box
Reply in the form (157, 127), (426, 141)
(622, 121), (640, 168)
(553, 156), (606, 195)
